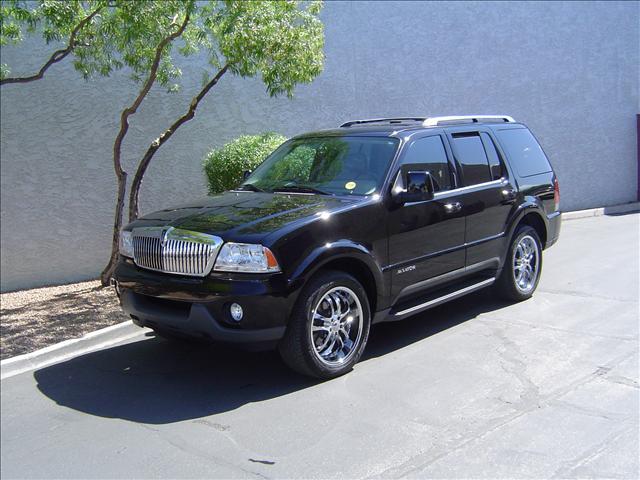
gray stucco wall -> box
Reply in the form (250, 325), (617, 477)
(1, 1), (638, 292)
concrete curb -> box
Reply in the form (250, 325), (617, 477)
(562, 202), (639, 221)
(0, 321), (144, 380)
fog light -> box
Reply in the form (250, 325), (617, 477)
(229, 303), (243, 322)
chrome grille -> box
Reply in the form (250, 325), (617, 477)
(131, 227), (223, 277)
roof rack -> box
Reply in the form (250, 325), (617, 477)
(340, 115), (516, 128)
(422, 115), (515, 126)
(340, 117), (426, 128)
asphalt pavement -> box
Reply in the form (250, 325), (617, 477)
(1, 213), (638, 479)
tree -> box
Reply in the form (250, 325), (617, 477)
(1, 0), (325, 286)
(126, 0), (325, 221)
(97, 0), (198, 285)
(0, 0), (106, 85)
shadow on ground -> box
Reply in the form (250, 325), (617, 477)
(34, 290), (508, 424)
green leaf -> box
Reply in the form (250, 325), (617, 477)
(1, 1), (325, 95)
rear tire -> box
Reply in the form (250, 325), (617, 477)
(279, 270), (371, 379)
(495, 225), (543, 302)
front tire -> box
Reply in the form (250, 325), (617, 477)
(279, 270), (371, 379)
(495, 225), (543, 302)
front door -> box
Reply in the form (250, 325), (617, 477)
(387, 134), (466, 302)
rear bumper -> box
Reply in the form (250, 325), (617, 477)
(545, 211), (562, 248)
(113, 257), (297, 345)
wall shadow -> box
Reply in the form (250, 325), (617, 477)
(603, 205), (640, 217)
(34, 290), (508, 424)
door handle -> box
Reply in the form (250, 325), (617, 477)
(501, 188), (517, 203)
(444, 201), (462, 214)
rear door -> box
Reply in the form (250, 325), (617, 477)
(445, 128), (516, 268)
(387, 133), (466, 301)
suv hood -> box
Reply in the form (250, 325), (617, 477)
(127, 191), (364, 241)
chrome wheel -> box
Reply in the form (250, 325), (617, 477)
(513, 234), (539, 293)
(310, 286), (363, 366)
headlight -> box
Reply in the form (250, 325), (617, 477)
(119, 230), (134, 258)
(214, 243), (280, 273)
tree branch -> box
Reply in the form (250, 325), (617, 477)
(100, 9), (192, 285)
(113, 9), (191, 178)
(128, 64), (229, 221)
(0, 4), (104, 86)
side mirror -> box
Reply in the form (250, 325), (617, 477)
(406, 171), (435, 195)
(242, 170), (252, 180)
(393, 171), (435, 204)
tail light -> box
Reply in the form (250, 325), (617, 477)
(553, 178), (560, 211)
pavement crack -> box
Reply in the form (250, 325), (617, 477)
(369, 339), (638, 479)
(477, 315), (638, 343)
(550, 425), (635, 478)
(536, 288), (638, 304)
(548, 399), (630, 422)
(249, 458), (276, 465)
(491, 325), (541, 409)
(133, 422), (271, 479)
(603, 375), (639, 389)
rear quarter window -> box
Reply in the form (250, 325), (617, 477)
(495, 128), (552, 178)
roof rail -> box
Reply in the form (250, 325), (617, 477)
(340, 117), (426, 128)
(422, 115), (515, 127)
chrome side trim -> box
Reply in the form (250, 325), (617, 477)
(465, 232), (504, 248)
(423, 115), (515, 127)
(399, 179), (507, 205)
(433, 179), (506, 199)
(394, 278), (495, 317)
(396, 258), (500, 298)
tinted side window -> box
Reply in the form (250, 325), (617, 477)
(480, 132), (503, 180)
(496, 128), (552, 177)
(451, 132), (492, 185)
(398, 136), (452, 191)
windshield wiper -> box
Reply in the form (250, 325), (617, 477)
(237, 183), (265, 192)
(272, 185), (333, 196)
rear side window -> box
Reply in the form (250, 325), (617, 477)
(398, 135), (452, 191)
(451, 132), (492, 185)
(496, 128), (552, 177)
(480, 132), (503, 180)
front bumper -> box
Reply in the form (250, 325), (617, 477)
(114, 257), (298, 345)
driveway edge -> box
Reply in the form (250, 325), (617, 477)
(1, 321), (144, 380)
(562, 202), (639, 221)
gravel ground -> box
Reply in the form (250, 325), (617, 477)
(0, 280), (127, 360)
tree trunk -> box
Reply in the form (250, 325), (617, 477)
(128, 65), (229, 222)
(100, 11), (191, 286)
(0, 5), (103, 86)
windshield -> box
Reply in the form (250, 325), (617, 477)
(241, 136), (399, 196)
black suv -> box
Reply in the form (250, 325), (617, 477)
(114, 115), (561, 378)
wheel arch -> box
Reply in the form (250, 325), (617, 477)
(518, 211), (547, 247)
(289, 241), (384, 314)
(498, 205), (549, 272)
(506, 204), (548, 248)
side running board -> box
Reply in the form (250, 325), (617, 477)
(393, 277), (495, 319)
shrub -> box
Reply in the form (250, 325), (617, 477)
(203, 132), (287, 194)
(263, 145), (315, 183)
